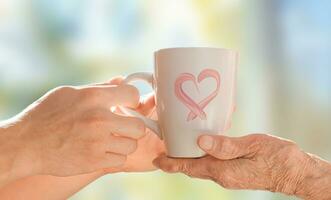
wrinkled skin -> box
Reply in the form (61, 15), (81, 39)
(154, 134), (331, 199)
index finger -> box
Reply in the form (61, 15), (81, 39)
(108, 114), (146, 139)
(152, 154), (210, 178)
(79, 84), (140, 108)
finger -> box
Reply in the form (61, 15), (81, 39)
(153, 154), (188, 173)
(112, 93), (156, 118)
(108, 135), (137, 155)
(135, 93), (155, 116)
(153, 154), (211, 179)
(109, 114), (146, 139)
(79, 84), (140, 108)
(198, 134), (262, 160)
(81, 109), (146, 139)
(153, 154), (262, 190)
(107, 76), (124, 85)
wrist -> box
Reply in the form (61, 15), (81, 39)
(0, 120), (41, 185)
(294, 153), (331, 200)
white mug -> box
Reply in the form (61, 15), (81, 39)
(121, 47), (238, 158)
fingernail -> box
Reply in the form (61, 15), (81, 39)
(199, 136), (214, 150)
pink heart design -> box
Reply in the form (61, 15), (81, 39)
(174, 69), (221, 121)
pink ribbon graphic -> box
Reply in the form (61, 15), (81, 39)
(174, 69), (221, 121)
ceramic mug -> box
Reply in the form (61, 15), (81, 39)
(121, 47), (238, 158)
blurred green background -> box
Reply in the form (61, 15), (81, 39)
(0, 0), (330, 199)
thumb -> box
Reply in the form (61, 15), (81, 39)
(198, 134), (260, 160)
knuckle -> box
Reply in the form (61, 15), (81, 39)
(257, 134), (297, 152)
(82, 110), (107, 127)
(282, 142), (299, 156)
(84, 116), (103, 125)
(119, 85), (140, 103)
(87, 88), (102, 97)
(79, 88), (103, 105)
(53, 86), (76, 94)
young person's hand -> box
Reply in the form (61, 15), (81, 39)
(121, 95), (165, 172)
(154, 134), (331, 200)
(0, 77), (164, 200)
(102, 77), (165, 173)
(0, 79), (146, 185)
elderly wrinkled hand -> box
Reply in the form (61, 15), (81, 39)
(153, 134), (331, 200)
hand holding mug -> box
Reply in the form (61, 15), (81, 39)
(121, 47), (238, 158)
(0, 78), (147, 185)
(154, 134), (331, 199)
(107, 78), (165, 173)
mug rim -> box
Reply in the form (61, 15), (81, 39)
(155, 47), (238, 55)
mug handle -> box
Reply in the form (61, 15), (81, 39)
(118, 72), (162, 139)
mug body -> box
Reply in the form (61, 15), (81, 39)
(154, 47), (238, 157)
